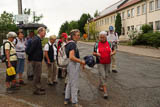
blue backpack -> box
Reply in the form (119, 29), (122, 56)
(25, 38), (32, 55)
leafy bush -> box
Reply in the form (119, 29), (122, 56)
(133, 32), (160, 48)
(141, 24), (153, 34)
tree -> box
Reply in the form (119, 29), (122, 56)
(115, 13), (122, 36)
(0, 11), (18, 45)
(94, 10), (99, 17)
(84, 21), (98, 40)
(58, 21), (69, 37)
(78, 13), (92, 36)
(23, 8), (43, 23)
(58, 20), (79, 37)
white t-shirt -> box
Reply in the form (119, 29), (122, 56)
(14, 38), (26, 59)
(44, 41), (57, 60)
(107, 32), (119, 42)
(4, 40), (17, 61)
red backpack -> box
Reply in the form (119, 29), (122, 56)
(97, 41), (111, 64)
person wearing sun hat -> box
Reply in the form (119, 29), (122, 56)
(4, 32), (18, 94)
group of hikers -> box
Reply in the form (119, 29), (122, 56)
(1, 25), (119, 107)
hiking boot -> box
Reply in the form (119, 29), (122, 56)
(28, 75), (34, 81)
(72, 103), (82, 107)
(48, 83), (53, 86)
(112, 70), (118, 73)
(40, 88), (45, 91)
(19, 80), (26, 85)
(33, 90), (45, 95)
(99, 85), (103, 91)
(11, 85), (20, 90)
(6, 88), (14, 94)
(104, 93), (108, 99)
(64, 99), (70, 105)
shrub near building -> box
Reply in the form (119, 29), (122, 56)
(133, 32), (160, 48)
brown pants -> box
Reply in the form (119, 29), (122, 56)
(111, 54), (116, 70)
(47, 61), (57, 84)
(32, 61), (42, 91)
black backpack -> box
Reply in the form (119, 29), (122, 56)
(0, 41), (16, 62)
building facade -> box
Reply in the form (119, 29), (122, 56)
(94, 0), (160, 40)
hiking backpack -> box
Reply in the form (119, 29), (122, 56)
(25, 38), (32, 55)
(0, 41), (15, 63)
(57, 41), (74, 67)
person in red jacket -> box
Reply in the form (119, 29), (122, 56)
(57, 33), (68, 79)
(93, 31), (115, 99)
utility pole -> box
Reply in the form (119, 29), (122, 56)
(18, 0), (23, 24)
(18, 0), (23, 14)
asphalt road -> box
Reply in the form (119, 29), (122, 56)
(0, 42), (160, 107)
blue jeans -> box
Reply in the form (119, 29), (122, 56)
(17, 58), (25, 74)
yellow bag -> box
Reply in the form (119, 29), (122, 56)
(6, 67), (16, 76)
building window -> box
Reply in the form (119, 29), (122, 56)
(122, 12), (125, 19)
(122, 27), (125, 35)
(105, 18), (107, 24)
(137, 6), (140, 15)
(155, 21), (160, 30)
(156, 0), (160, 9)
(106, 18), (108, 24)
(111, 16), (113, 23)
(131, 25), (134, 31)
(142, 4), (146, 14)
(127, 10), (130, 18)
(131, 8), (134, 17)
(127, 26), (130, 31)
(136, 25), (141, 31)
(114, 15), (116, 21)
(149, 1), (154, 12)
(149, 22), (153, 29)
(102, 20), (104, 25)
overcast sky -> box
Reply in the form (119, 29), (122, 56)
(0, 0), (120, 36)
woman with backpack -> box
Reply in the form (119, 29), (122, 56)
(4, 32), (18, 94)
(93, 31), (116, 99)
(64, 29), (85, 107)
(14, 30), (26, 85)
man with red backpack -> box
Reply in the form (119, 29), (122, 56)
(57, 33), (68, 79)
(93, 31), (115, 99)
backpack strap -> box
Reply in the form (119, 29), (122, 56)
(95, 40), (99, 52)
(3, 41), (16, 57)
(14, 38), (18, 45)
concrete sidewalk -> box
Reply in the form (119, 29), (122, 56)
(79, 41), (160, 59)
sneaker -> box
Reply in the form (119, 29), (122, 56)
(72, 103), (82, 107)
(104, 93), (108, 99)
(112, 70), (118, 73)
(33, 90), (45, 95)
(6, 88), (14, 94)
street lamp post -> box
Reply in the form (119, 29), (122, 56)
(87, 18), (91, 40)
(88, 20), (90, 40)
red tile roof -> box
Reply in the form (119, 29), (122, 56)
(94, 0), (142, 21)
(118, 0), (141, 11)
